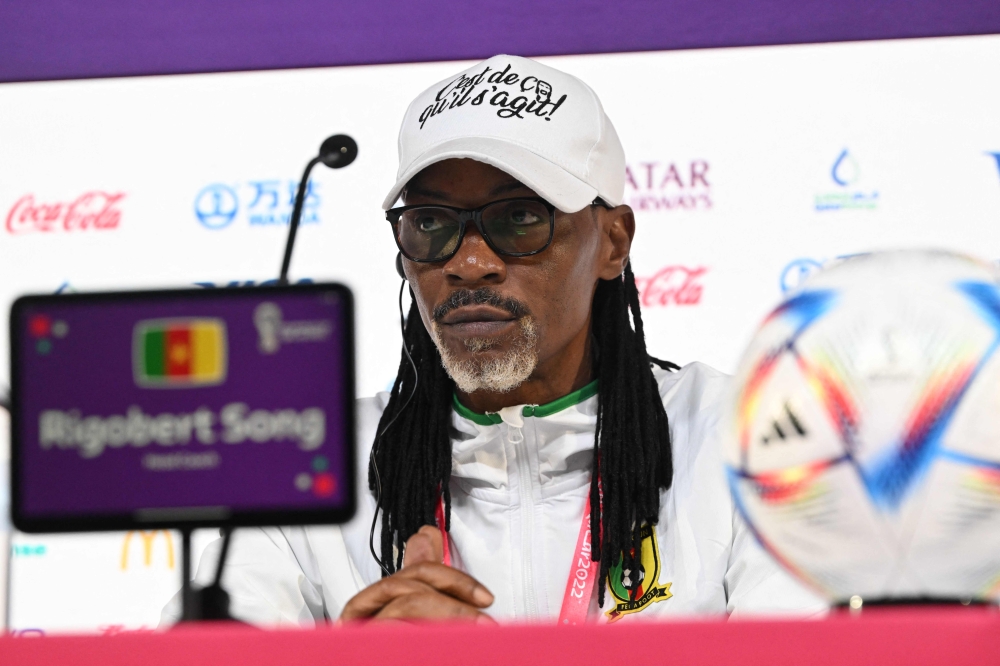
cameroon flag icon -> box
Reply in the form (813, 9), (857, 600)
(133, 318), (227, 388)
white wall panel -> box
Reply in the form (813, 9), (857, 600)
(2, 34), (999, 632)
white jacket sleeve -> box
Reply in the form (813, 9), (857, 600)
(667, 363), (829, 618)
(724, 510), (828, 617)
(159, 526), (363, 627)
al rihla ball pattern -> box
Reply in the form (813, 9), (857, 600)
(725, 249), (1000, 603)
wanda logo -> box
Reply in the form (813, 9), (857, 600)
(634, 265), (707, 307)
(6, 191), (125, 234)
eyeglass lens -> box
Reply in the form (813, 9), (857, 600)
(395, 199), (552, 261)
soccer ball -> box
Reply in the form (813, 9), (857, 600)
(725, 250), (1000, 603)
(621, 565), (645, 590)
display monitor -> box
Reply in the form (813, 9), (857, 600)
(9, 284), (355, 532)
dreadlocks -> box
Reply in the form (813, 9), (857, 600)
(369, 261), (675, 603)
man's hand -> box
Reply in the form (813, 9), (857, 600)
(340, 525), (496, 623)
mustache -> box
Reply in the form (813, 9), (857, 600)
(432, 288), (531, 321)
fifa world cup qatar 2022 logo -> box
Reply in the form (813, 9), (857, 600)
(6, 191), (125, 234)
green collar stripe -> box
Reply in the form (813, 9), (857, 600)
(452, 395), (502, 426)
(452, 379), (599, 425)
(526, 380), (599, 418)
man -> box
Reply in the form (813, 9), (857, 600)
(164, 55), (824, 625)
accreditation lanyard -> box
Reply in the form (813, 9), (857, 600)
(435, 493), (599, 625)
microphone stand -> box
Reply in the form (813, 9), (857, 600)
(179, 527), (234, 622)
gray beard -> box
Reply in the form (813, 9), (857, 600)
(431, 317), (538, 394)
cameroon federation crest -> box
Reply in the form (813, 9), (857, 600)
(605, 524), (672, 622)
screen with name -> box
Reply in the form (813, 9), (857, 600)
(10, 284), (355, 532)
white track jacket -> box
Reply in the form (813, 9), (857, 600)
(162, 362), (826, 625)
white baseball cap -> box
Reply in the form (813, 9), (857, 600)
(382, 54), (626, 213)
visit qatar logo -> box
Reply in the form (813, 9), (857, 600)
(6, 191), (125, 234)
(634, 265), (707, 308)
(624, 160), (711, 213)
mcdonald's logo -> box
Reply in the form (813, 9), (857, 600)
(120, 530), (175, 570)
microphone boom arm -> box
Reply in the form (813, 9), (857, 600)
(278, 134), (358, 284)
(279, 156), (323, 284)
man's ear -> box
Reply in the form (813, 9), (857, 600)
(598, 205), (635, 280)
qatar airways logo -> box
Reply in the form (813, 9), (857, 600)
(634, 265), (707, 308)
(624, 161), (711, 213)
(6, 191), (125, 234)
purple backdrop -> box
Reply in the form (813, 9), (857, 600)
(1, 0), (999, 83)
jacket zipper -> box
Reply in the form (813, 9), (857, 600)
(500, 407), (538, 619)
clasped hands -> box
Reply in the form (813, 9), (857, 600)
(340, 525), (496, 623)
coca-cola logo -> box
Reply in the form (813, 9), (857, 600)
(6, 191), (125, 234)
(634, 265), (707, 308)
(625, 161), (711, 212)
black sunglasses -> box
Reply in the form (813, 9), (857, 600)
(386, 197), (557, 263)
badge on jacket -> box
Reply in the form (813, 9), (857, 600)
(605, 524), (672, 621)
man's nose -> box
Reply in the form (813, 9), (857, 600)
(442, 225), (506, 284)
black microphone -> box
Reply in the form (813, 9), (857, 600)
(318, 134), (359, 168)
(279, 134), (358, 283)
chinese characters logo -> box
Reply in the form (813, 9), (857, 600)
(194, 179), (320, 230)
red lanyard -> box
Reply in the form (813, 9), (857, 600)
(557, 500), (599, 624)
(435, 495), (599, 625)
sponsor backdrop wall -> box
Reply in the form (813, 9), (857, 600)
(2, 34), (1000, 631)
